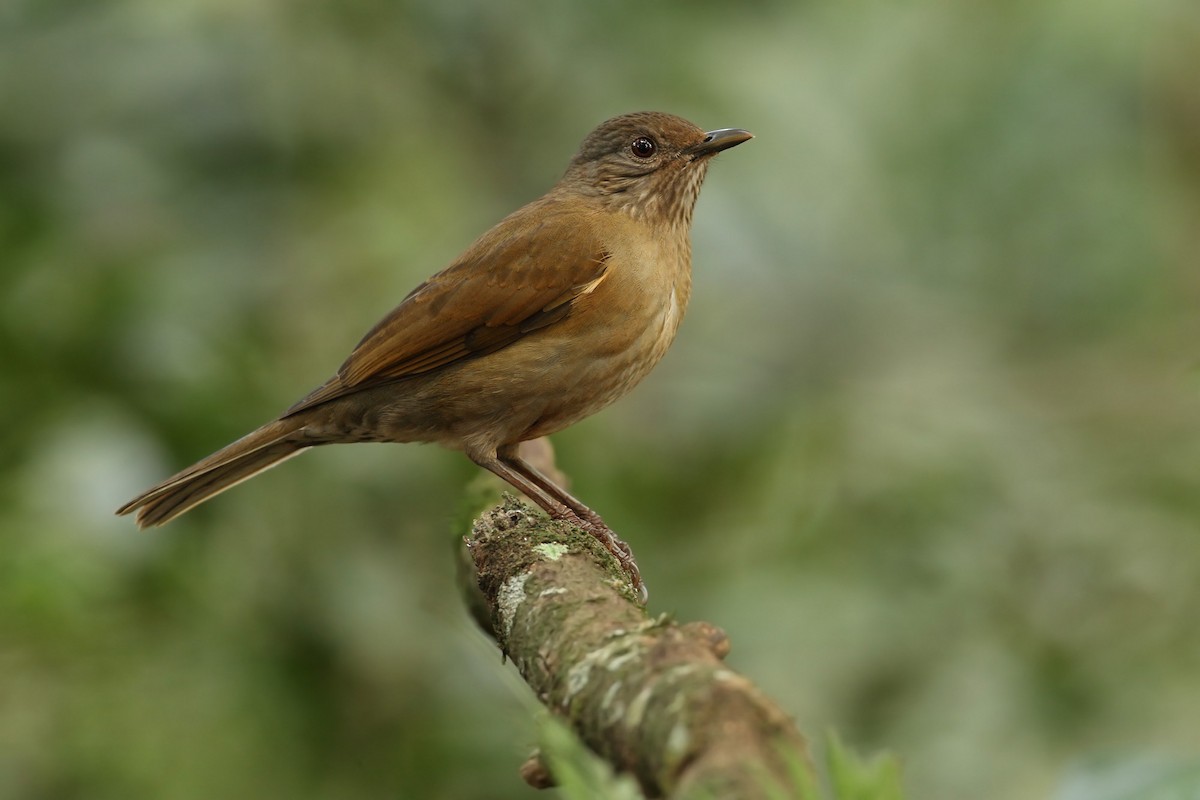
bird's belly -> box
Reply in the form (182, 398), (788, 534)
(518, 286), (683, 440)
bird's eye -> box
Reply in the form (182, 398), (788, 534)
(630, 136), (656, 158)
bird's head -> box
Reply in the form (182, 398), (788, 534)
(561, 111), (752, 228)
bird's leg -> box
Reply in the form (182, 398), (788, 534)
(498, 447), (646, 602)
(475, 447), (646, 602)
(500, 446), (605, 527)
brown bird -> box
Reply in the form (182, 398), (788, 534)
(117, 111), (753, 599)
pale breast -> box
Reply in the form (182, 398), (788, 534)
(516, 232), (691, 440)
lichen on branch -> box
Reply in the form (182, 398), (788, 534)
(464, 495), (811, 799)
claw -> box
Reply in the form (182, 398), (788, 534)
(564, 514), (647, 604)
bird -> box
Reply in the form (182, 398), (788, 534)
(117, 111), (753, 600)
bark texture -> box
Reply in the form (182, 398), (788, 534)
(464, 495), (811, 799)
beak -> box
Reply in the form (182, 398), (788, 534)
(688, 127), (754, 159)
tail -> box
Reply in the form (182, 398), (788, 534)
(116, 417), (309, 528)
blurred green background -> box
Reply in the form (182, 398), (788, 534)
(3, 0), (1198, 797)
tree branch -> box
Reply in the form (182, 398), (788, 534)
(463, 494), (812, 799)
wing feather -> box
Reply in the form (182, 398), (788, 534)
(285, 201), (609, 416)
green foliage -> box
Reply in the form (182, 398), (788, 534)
(2, 0), (1198, 798)
(533, 722), (906, 800)
(537, 716), (644, 800)
(821, 733), (904, 800)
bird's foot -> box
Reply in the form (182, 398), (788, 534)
(559, 512), (647, 604)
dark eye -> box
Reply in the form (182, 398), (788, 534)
(630, 136), (656, 158)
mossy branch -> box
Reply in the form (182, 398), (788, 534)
(461, 494), (812, 799)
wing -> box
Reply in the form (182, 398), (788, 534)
(284, 201), (610, 416)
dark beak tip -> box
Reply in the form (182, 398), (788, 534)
(694, 127), (754, 156)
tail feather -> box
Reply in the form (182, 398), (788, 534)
(117, 419), (309, 528)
